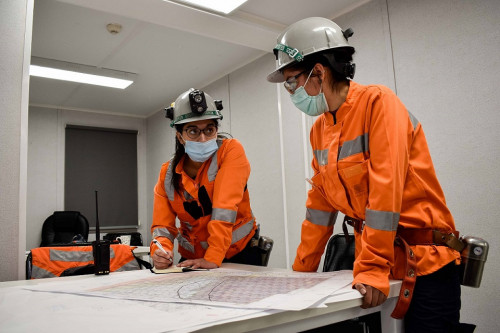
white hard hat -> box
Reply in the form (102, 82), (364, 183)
(166, 88), (223, 127)
(267, 17), (354, 83)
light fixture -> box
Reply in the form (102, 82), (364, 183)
(30, 57), (136, 89)
(168, 0), (248, 14)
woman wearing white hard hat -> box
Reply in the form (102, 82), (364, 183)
(150, 88), (264, 270)
(268, 17), (472, 332)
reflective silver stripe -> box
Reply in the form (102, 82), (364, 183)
(231, 218), (254, 244)
(114, 259), (140, 272)
(408, 110), (419, 130)
(207, 152), (218, 182)
(338, 133), (369, 160)
(212, 208), (237, 223)
(365, 209), (400, 231)
(314, 149), (329, 166)
(183, 190), (194, 200)
(181, 221), (193, 231)
(31, 265), (57, 278)
(306, 208), (337, 227)
(177, 234), (195, 253)
(200, 241), (208, 250)
(152, 227), (175, 243)
(164, 159), (175, 201)
(49, 248), (115, 262)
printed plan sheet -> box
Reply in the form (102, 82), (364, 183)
(1, 266), (356, 332)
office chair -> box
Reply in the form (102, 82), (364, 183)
(40, 211), (90, 247)
(316, 233), (381, 333)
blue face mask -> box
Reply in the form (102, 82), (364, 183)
(290, 70), (329, 117)
(184, 138), (218, 162)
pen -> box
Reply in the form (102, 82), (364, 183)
(153, 239), (173, 262)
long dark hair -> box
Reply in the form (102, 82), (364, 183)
(285, 48), (355, 90)
(171, 119), (228, 194)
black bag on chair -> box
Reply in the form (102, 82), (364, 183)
(323, 233), (355, 272)
(103, 232), (143, 246)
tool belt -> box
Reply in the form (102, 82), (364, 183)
(343, 216), (464, 319)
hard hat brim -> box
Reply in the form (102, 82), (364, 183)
(173, 113), (222, 126)
(266, 69), (286, 83)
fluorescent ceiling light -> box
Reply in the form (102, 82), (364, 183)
(171, 0), (248, 14)
(29, 57), (135, 89)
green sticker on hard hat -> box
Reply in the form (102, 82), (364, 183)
(274, 44), (304, 62)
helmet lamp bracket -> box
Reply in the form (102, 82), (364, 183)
(189, 89), (207, 114)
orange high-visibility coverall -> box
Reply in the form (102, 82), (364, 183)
(293, 81), (461, 296)
(151, 138), (257, 266)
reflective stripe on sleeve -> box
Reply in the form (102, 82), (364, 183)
(49, 248), (115, 262)
(164, 160), (175, 201)
(152, 227), (175, 243)
(232, 218), (255, 244)
(365, 209), (400, 231)
(408, 111), (419, 130)
(212, 208), (237, 223)
(207, 153), (218, 182)
(338, 133), (369, 160)
(313, 149), (329, 166)
(199, 218), (254, 250)
(305, 208), (337, 227)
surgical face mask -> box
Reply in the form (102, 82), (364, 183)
(290, 70), (329, 117)
(184, 138), (218, 162)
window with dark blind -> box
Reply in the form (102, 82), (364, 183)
(65, 125), (138, 229)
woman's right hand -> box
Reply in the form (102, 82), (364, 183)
(152, 249), (174, 269)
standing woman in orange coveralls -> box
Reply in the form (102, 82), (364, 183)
(267, 18), (473, 333)
(151, 88), (260, 270)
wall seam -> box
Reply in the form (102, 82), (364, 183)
(382, 0), (398, 94)
(276, 85), (290, 269)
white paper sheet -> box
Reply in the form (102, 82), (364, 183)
(24, 268), (353, 311)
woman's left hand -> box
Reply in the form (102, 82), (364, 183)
(354, 283), (387, 308)
(178, 258), (218, 269)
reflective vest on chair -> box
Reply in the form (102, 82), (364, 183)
(29, 244), (141, 279)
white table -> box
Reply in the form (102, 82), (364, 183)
(0, 263), (403, 333)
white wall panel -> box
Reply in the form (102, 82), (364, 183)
(227, 54), (288, 268)
(386, 0), (500, 330)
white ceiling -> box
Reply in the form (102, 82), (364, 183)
(30, 0), (368, 118)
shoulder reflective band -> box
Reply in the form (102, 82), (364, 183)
(274, 44), (304, 62)
(170, 110), (221, 127)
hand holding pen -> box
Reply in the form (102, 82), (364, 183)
(152, 239), (173, 269)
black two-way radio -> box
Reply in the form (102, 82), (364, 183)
(92, 190), (110, 275)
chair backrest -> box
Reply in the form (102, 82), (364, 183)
(40, 211), (89, 247)
(323, 233), (355, 272)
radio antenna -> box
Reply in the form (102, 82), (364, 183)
(95, 190), (100, 241)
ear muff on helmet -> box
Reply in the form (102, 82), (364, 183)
(165, 88), (223, 128)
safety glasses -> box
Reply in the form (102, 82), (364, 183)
(283, 70), (308, 94)
(183, 124), (217, 140)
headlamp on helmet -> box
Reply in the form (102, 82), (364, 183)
(189, 89), (207, 114)
(165, 88), (223, 127)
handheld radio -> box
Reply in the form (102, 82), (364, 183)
(92, 190), (110, 275)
